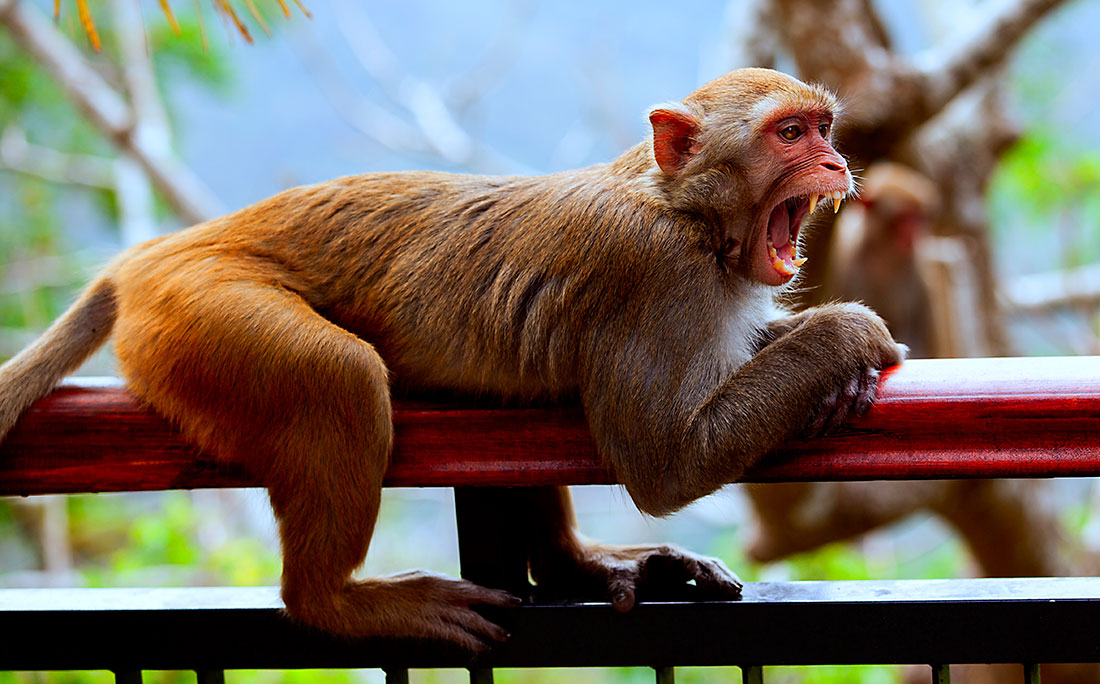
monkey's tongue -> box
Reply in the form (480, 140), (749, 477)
(765, 204), (802, 278)
(768, 203), (791, 250)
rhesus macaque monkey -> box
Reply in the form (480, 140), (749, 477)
(0, 69), (903, 649)
(826, 162), (939, 357)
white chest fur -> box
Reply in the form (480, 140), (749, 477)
(717, 283), (784, 373)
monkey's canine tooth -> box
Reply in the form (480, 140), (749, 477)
(808, 194), (818, 214)
(793, 257), (808, 267)
(832, 193), (842, 213)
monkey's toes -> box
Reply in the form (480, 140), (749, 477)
(438, 604), (512, 652)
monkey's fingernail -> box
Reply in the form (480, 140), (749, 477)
(793, 257), (808, 267)
(807, 194), (818, 214)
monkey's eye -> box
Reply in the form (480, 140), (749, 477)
(779, 125), (802, 141)
(818, 123), (830, 138)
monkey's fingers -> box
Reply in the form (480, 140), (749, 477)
(877, 342), (910, 371)
(804, 365), (877, 437)
(852, 367), (882, 418)
(804, 384), (847, 437)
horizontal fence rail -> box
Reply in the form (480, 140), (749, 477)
(2, 579), (1099, 670)
(0, 356), (1099, 495)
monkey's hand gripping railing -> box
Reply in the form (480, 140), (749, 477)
(1, 356), (1100, 684)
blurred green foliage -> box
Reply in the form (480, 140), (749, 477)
(990, 128), (1100, 271)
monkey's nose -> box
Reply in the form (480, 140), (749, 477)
(821, 161), (845, 172)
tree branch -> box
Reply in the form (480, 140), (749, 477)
(0, 125), (115, 188)
(314, 0), (529, 172)
(0, 0), (222, 224)
(916, 0), (1071, 124)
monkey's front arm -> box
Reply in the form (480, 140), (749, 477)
(585, 302), (906, 518)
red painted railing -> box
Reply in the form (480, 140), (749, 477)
(1, 356), (1098, 496)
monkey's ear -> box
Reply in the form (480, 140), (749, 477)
(649, 105), (702, 176)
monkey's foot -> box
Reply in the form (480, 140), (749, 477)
(530, 543), (742, 611)
(284, 570), (521, 651)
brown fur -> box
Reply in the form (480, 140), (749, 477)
(0, 68), (903, 648)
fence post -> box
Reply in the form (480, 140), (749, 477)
(469, 667), (494, 684)
(384, 669), (410, 684)
(195, 671), (225, 684)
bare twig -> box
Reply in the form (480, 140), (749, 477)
(326, 0), (527, 172)
(445, 0), (533, 116)
(284, 0), (528, 172)
(287, 24), (435, 155)
(329, 1), (474, 163)
(0, 0), (222, 224)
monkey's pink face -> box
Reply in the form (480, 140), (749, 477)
(750, 108), (852, 287)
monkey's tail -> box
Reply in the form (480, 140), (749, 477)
(0, 275), (118, 440)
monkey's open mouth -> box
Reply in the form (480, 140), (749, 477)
(764, 191), (845, 280)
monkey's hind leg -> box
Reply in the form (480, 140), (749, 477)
(113, 278), (517, 649)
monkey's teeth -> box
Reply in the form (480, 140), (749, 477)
(832, 191), (842, 213)
(793, 257), (808, 267)
(768, 244), (778, 259)
(808, 194), (819, 214)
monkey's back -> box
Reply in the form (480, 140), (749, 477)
(107, 169), (724, 406)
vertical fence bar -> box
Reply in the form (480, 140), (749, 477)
(931, 664), (951, 683)
(112, 671), (142, 684)
(454, 488), (534, 596)
(469, 667), (494, 684)
(654, 666), (675, 684)
(1024, 663), (1041, 684)
(195, 670), (225, 684)
(741, 665), (763, 684)
(384, 668), (410, 684)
